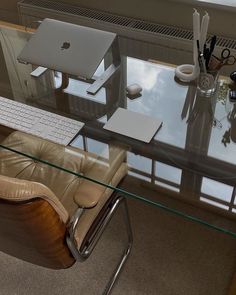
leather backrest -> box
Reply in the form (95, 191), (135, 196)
(0, 175), (74, 269)
(0, 175), (69, 222)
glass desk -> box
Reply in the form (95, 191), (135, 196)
(0, 23), (236, 239)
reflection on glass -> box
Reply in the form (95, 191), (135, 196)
(127, 57), (161, 91)
(201, 177), (233, 203)
(127, 57), (188, 148)
(200, 197), (229, 210)
(86, 138), (109, 157)
(155, 162), (182, 185)
(222, 103), (236, 147)
(127, 152), (152, 174)
(128, 171), (151, 182)
(207, 81), (236, 164)
(155, 180), (180, 192)
(54, 74), (106, 104)
(70, 135), (84, 149)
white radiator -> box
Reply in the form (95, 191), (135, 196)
(17, 0), (236, 74)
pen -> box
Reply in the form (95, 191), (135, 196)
(206, 35), (217, 68)
(196, 40), (207, 73)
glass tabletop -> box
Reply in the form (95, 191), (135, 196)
(0, 24), (236, 237)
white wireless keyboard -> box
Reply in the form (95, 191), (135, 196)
(0, 96), (84, 145)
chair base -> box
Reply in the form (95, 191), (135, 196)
(66, 196), (133, 294)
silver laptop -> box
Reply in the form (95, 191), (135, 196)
(18, 18), (116, 78)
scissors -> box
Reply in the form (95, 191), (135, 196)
(220, 48), (236, 66)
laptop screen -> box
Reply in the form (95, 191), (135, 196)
(18, 18), (116, 78)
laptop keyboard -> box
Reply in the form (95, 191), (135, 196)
(0, 96), (84, 145)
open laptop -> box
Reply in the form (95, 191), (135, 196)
(18, 18), (116, 78)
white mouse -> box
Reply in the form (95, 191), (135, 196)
(126, 83), (142, 96)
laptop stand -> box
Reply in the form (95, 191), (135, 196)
(87, 37), (120, 94)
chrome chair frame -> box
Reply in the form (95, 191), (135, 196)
(66, 196), (133, 295)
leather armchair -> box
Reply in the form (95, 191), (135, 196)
(0, 131), (132, 294)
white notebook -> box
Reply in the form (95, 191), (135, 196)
(103, 108), (162, 143)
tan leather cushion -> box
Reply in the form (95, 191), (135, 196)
(0, 175), (68, 223)
(0, 131), (127, 248)
(0, 131), (126, 213)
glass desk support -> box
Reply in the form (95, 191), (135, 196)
(0, 22), (236, 240)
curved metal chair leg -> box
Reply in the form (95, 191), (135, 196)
(103, 198), (133, 295)
(66, 196), (133, 294)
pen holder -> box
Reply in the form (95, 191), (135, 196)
(197, 70), (219, 97)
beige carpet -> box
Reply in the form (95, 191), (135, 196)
(0, 177), (236, 295)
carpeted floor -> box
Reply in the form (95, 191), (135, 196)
(0, 177), (236, 295)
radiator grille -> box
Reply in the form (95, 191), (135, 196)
(18, 0), (236, 49)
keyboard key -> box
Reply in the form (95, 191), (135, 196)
(0, 96), (84, 145)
